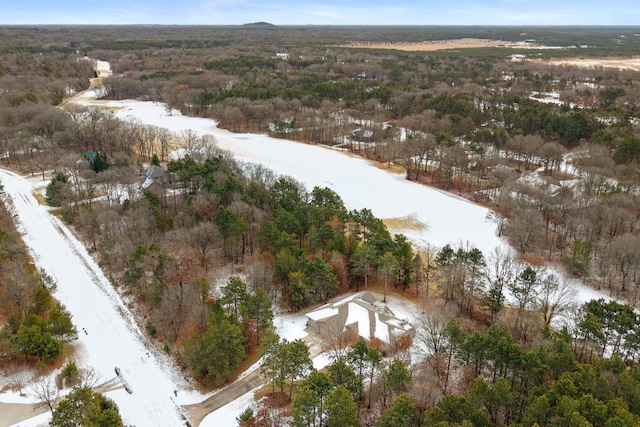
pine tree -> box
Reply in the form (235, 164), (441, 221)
(378, 394), (422, 427)
(325, 385), (359, 427)
(292, 386), (321, 427)
(45, 172), (71, 207)
(244, 288), (273, 345)
(384, 358), (411, 403)
(184, 303), (247, 386)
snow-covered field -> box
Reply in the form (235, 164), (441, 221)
(0, 170), (192, 426)
(96, 100), (504, 257)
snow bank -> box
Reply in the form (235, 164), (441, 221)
(274, 312), (309, 341)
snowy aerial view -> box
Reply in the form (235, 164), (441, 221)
(1, 55), (621, 426)
(4, 59), (510, 426)
(2, 22), (640, 427)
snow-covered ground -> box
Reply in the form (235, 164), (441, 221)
(84, 99), (504, 258)
(200, 387), (263, 427)
(2, 58), (617, 425)
(0, 170), (193, 426)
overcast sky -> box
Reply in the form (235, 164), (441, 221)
(2, 0), (640, 26)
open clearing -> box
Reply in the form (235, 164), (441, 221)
(345, 38), (563, 51)
(536, 56), (640, 71)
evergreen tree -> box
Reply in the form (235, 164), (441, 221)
(48, 303), (78, 342)
(324, 385), (359, 427)
(91, 151), (109, 173)
(184, 303), (247, 386)
(378, 394), (422, 427)
(243, 288), (273, 345)
(45, 172), (71, 207)
(50, 386), (123, 427)
(384, 358), (411, 402)
(262, 338), (312, 400)
(327, 357), (363, 401)
(14, 315), (62, 361)
(29, 285), (52, 316)
(292, 385), (321, 427)
(221, 276), (248, 321)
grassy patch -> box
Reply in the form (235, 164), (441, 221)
(383, 214), (429, 233)
(33, 192), (47, 205)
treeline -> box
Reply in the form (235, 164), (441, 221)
(3, 26), (640, 54)
(0, 51), (93, 106)
(0, 193), (76, 366)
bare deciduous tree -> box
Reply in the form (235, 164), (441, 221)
(5, 363), (32, 396)
(78, 366), (101, 389)
(484, 247), (516, 319)
(31, 375), (59, 413)
(536, 273), (577, 327)
(414, 305), (457, 355)
(187, 221), (221, 269)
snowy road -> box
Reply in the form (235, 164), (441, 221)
(0, 169), (187, 426)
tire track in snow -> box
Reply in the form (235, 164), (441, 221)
(1, 169), (189, 427)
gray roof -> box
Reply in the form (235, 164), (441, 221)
(139, 165), (166, 189)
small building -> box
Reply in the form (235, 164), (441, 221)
(139, 165), (170, 191)
(306, 291), (413, 352)
(80, 150), (110, 172)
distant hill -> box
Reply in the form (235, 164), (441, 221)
(242, 22), (277, 28)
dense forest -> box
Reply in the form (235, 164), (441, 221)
(1, 25), (640, 426)
(84, 25), (640, 306)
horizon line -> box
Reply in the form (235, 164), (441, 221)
(2, 23), (640, 28)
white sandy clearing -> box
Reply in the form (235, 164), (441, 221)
(345, 38), (567, 52)
(537, 57), (640, 71)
